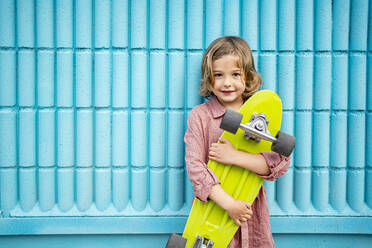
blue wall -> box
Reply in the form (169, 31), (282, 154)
(0, 0), (371, 247)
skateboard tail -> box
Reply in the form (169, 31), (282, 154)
(182, 170), (264, 248)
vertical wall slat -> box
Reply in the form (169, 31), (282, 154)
(56, 0), (73, 47)
(205, 0), (223, 47)
(36, 0), (54, 48)
(0, 0), (15, 47)
(150, 168), (166, 211)
(131, 0), (147, 49)
(131, 52), (147, 108)
(57, 51), (73, 107)
(76, 167), (93, 211)
(168, 168), (184, 211)
(113, 51), (129, 108)
(260, 0), (276, 50)
(330, 112), (347, 211)
(278, 54), (295, 110)
(349, 54), (367, 110)
(150, 52), (166, 108)
(112, 0), (128, 48)
(112, 111), (129, 167)
(76, 0), (92, 48)
(186, 52), (203, 108)
(131, 111), (147, 167)
(259, 54), (276, 91)
(350, 0), (369, 51)
(38, 167), (56, 211)
(347, 113), (366, 211)
(77, 110), (93, 167)
(224, 0), (240, 36)
(0, 168), (17, 213)
(19, 168), (37, 211)
(95, 0), (110, 48)
(0, 110), (16, 167)
(113, 167), (129, 210)
(242, 0), (258, 50)
(276, 111), (295, 211)
(296, 0), (313, 50)
(18, 51), (35, 107)
(57, 168), (74, 212)
(95, 51), (111, 107)
(168, 0), (185, 49)
(366, 113), (372, 208)
(187, 0), (203, 49)
(296, 54), (313, 110)
(294, 112), (312, 211)
(313, 112), (330, 167)
(94, 168), (111, 211)
(332, 55), (348, 110)
(76, 51), (92, 107)
(168, 111), (184, 168)
(17, 0), (35, 47)
(314, 0), (332, 51)
(0, 51), (16, 107)
(19, 110), (36, 167)
(348, 113), (366, 168)
(58, 110), (74, 167)
(332, 0), (350, 50)
(168, 52), (185, 108)
(95, 110), (111, 167)
(38, 110), (55, 167)
(131, 167), (148, 211)
(150, 0), (166, 49)
(150, 111), (166, 167)
(314, 55), (332, 110)
(37, 51), (55, 107)
(278, 0), (295, 51)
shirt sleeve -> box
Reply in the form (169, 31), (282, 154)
(258, 151), (290, 181)
(184, 109), (220, 202)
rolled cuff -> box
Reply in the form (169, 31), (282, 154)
(193, 167), (220, 202)
(258, 151), (290, 181)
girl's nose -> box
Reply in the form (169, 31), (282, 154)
(223, 78), (232, 87)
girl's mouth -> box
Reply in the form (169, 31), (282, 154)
(222, 90), (234, 94)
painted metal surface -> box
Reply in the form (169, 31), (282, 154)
(0, 0), (371, 247)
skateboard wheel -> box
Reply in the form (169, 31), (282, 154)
(271, 131), (296, 157)
(220, 109), (243, 134)
(165, 233), (187, 248)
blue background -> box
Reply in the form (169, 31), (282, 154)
(0, 0), (371, 247)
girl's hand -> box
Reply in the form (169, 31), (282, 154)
(226, 199), (253, 226)
(209, 138), (238, 165)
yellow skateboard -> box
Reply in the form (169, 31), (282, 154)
(166, 90), (296, 248)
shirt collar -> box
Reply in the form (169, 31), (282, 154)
(209, 96), (226, 119)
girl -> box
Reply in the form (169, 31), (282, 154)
(184, 36), (290, 247)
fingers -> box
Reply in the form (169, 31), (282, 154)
(234, 218), (242, 226)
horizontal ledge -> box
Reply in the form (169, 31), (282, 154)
(0, 216), (371, 235)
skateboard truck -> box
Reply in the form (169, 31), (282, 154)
(220, 109), (296, 157)
(192, 235), (214, 248)
(165, 234), (214, 248)
(242, 113), (274, 143)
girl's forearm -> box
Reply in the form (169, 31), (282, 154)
(232, 151), (270, 176)
(208, 184), (235, 210)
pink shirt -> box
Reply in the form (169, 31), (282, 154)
(184, 96), (290, 248)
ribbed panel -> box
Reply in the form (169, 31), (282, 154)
(0, 0), (371, 219)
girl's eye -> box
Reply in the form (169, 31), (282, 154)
(233, 73), (241, 77)
(214, 73), (223, 78)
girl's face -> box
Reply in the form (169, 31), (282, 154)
(211, 55), (245, 111)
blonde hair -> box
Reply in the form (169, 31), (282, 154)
(200, 36), (262, 101)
